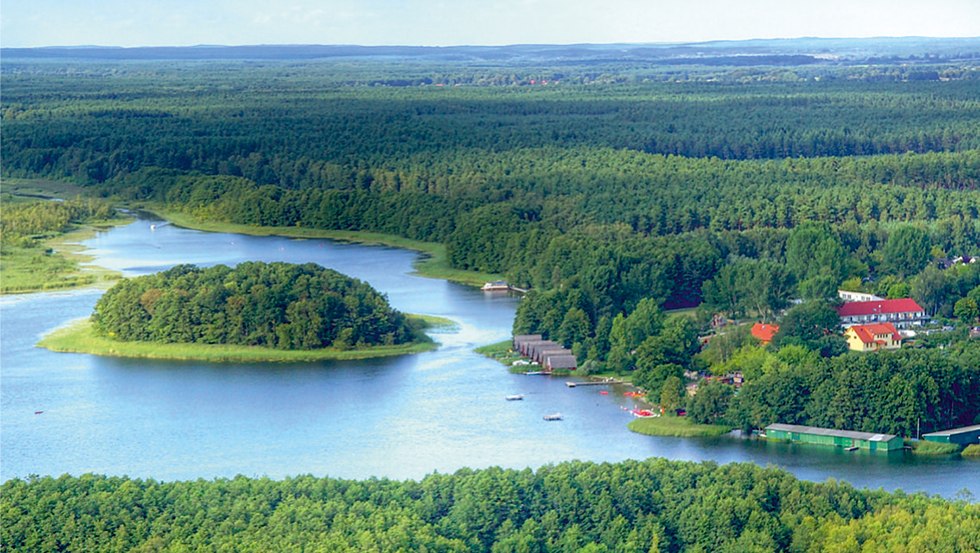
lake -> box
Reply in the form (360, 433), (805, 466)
(2, 217), (977, 499)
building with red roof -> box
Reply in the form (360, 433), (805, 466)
(750, 322), (779, 345)
(845, 323), (903, 352)
(836, 298), (926, 329)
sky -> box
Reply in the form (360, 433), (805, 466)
(2, 0), (978, 48)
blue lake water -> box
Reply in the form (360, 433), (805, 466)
(2, 217), (978, 499)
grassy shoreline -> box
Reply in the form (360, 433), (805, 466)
(909, 440), (964, 456)
(146, 207), (503, 288)
(628, 416), (734, 438)
(0, 218), (131, 295)
(38, 314), (453, 363)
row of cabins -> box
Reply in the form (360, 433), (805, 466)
(512, 334), (577, 372)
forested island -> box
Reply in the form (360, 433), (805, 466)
(2, 460), (977, 552)
(40, 262), (436, 362)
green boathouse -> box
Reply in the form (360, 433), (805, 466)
(765, 423), (902, 451)
(921, 424), (980, 446)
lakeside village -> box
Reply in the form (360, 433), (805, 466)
(487, 282), (980, 453)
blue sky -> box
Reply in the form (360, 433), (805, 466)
(2, 0), (978, 47)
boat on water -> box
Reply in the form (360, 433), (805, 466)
(505, 394), (524, 401)
(631, 409), (658, 418)
(543, 413), (563, 421)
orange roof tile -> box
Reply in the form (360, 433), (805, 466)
(751, 323), (779, 343)
(848, 322), (902, 345)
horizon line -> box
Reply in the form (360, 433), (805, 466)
(5, 35), (979, 51)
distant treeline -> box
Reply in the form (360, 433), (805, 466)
(4, 62), (980, 369)
(93, 262), (420, 350)
(0, 198), (115, 247)
(3, 459), (978, 552)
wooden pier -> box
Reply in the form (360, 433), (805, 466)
(565, 379), (623, 388)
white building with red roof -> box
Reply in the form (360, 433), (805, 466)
(836, 298), (926, 329)
(844, 323), (903, 352)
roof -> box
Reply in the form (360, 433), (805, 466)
(837, 298), (924, 317)
(921, 424), (980, 437)
(751, 323), (779, 342)
(847, 323), (901, 345)
(513, 334), (542, 344)
(766, 423), (897, 442)
(545, 355), (577, 369)
(528, 341), (559, 352)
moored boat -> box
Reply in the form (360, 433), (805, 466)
(543, 413), (563, 421)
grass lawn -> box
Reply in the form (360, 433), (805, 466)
(665, 307), (699, 320)
(38, 315), (447, 363)
(628, 415), (733, 438)
(149, 208), (503, 288)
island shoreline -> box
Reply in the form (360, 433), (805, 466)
(37, 314), (455, 363)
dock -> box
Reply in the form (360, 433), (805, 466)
(482, 281), (529, 294)
(565, 379), (623, 388)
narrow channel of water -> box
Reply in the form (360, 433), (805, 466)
(2, 217), (977, 499)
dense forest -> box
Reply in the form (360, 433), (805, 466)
(3, 459), (978, 552)
(0, 198), (115, 248)
(93, 262), (420, 350)
(3, 52), (979, 434)
(3, 42), (980, 549)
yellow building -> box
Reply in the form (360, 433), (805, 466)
(844, 322), (902, 352)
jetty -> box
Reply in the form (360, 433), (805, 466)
(565, 378), (623, 388)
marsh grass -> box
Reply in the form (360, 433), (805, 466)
(910, 440), (963, 456)
(628, 415), (733, 438)
(1, 219), (129, 294)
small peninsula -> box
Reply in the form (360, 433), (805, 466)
(40, 261), (444, 362)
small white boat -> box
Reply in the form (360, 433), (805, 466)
(543, 413), (563, 421)
(505, 394), (524, 401)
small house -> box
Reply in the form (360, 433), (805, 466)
(844, 322), (902, 352)
(536, 348), (572, 364)
(544, 354), (577, 372)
